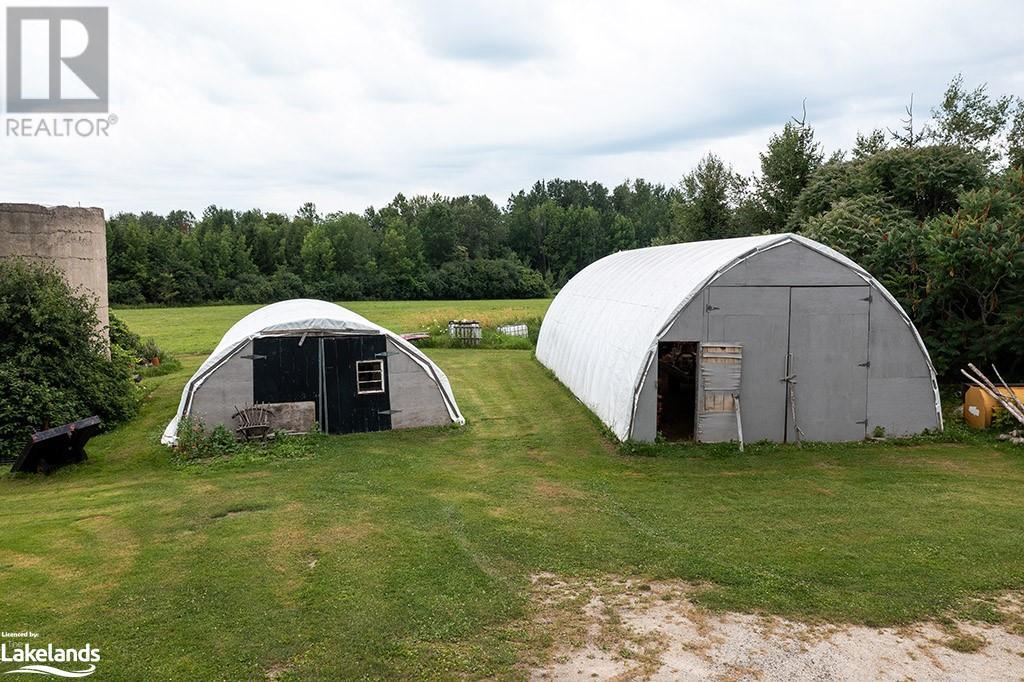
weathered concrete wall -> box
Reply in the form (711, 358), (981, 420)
(262, 401), (317, 434)
(0, 203), (109, 339)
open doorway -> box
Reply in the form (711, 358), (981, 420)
(657, 341), (698, 440)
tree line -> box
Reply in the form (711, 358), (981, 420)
(103, 98), (837, 304)
(107, 75), (1024, 376)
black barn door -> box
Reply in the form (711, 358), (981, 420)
(253, 337), (321, 406)
(322, 336), (392, 434)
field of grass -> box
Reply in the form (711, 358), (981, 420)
(114, 299), (552, 356)
(2, 301), (1024, 679)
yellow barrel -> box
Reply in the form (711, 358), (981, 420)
(963, 385), (1024, 429)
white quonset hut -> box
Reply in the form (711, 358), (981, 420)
(162, 299), (463, 445)
(537, 234), (941, 443)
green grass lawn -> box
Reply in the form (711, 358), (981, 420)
(2, 301), (1024, 679)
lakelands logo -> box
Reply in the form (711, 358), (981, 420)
(4, 6), (116, 137)
(0, 638), (99, 678)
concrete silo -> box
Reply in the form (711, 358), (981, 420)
(0, 203), (109, 340)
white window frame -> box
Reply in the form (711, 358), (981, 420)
(356, 359), (386, 395)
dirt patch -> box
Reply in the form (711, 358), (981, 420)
(0, 550), (79, 580)
(265, 661), (293, 680)
(533, 480), (586, 500)
(190, 480), (220, 496)
(527, 575), (1024, 681)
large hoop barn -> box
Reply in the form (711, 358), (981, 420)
(537, 234), (941, 443)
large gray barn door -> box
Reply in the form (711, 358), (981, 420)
(786, 287), (870, 442)
(706, 287), (789, 442)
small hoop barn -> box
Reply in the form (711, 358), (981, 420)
(537, 234), (941, 443)
(162, 299), (464, 444)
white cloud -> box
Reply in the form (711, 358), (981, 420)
(1, 0), (1022, 216)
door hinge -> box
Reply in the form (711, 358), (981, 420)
(377, 409), (402, 415)
(858, 361), (870, 367)
(861, 294), (873, 302)
(240, 354), (266, 360)
(706, 304), (720, 311)
(856, 419), (868, 425)
(375, 351), (400, 358)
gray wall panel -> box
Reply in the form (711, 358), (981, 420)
(191, 341), (254, 431)
(706, 286), (790, 442)
(715, 241), (864, 287)
(868, 291), (932, 379)
(868, 377), (940, 436)
(866, 289), (940, 433)
(631, 359), (658, 442)
(386, 339), (452, 429)
(787, 287), (869, 442)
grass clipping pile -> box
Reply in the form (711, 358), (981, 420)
(526, 575), (1024, 681)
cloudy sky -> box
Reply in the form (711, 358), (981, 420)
(3, 0), (1023, 216)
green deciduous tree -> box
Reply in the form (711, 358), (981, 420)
(300, 225), (336, 282)
(930, 74), (1014, 163)
(852, 129), (888, 160)
(663, 153), (746, 243)
(758, 117), (824, 229)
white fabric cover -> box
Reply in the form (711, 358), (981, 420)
(536, 233), (940, 440)
(162, 299), (464, 444)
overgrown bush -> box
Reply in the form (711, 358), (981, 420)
(802, 167), (1024, 377)
(175, 416), (239, 459)
(0, 260), (140, 459)
(791, 145), (987, 227)
(109, 312), (180, 376)
(173, 416), (326, 465)
(424, 258), (549, 299)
